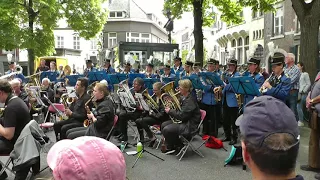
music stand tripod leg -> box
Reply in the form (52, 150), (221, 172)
(132, 147), (164, 168)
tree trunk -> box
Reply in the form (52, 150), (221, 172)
(193, 0), (203, 67)
(28, 0), (35, 75)
(300, 16), (319, 81)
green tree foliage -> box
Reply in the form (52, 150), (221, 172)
(0, 0), (108, 74)
(164, 0), (279, 66)
(181, 49), (189, 64)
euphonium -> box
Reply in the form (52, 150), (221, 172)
(83, 95), (95, 127)
(25, 72), (41, 87)
(87, 81), (98, 95)
(142, 88), (159, 113)
(160, 81), (181, 123)
(236, 94), (244, 107)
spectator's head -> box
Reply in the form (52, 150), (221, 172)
(41, 78), (51, 88)
(75, 77), (89, 94)
(178, 79), (192, 96)
(50, 61), (56, 70)
(40, 59), (46, 66)
(47, 136), (126, 180)
(86, 59), (93, 68)
(0, 79), (13, 103)
(236, 96), (300, 179)
(285, 53), (295, 66)
(297, 62), (305, 72)
(58, 64), (63, 71)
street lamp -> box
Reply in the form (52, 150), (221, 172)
(164, 9), (173, 43)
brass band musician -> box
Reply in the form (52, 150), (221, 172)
(220, 59), (240, 145)
(161, 79), (201, 154)
(135, 82), (169, 143)
(161, 64), (176, 78)
(117, 77), (145, 142)
(260, 53), (291, 102)
(145, 63), (158, 78)
(53, 77), (92, 141)
(243, 57), (264, 106)
(66, 82), (115, 139)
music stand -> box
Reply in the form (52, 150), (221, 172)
(65, 75), (84, 86)
(161, 77), (175, 84)
(182, 75), (203, 90)
(108, 74), (127, 92)
(200, 72), (224, 86)
(131, 93), (165, 168)
(88, 71), (108, 84)
(229, 77), (261, 112)
(143, 78), (160, 95)
(128, 73), (146, 87)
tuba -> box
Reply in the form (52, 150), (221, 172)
(83, 95), (95, 127)
(117, 79), (136, 112)
(142, 88), (159, 113)
(160, 81), (182, 123)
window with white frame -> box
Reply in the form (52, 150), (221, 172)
(109, 11), (124, 18)
(56, 36), (64, 48)
(90, 39), (98, 50)
(274, 6), (284, 36)
(126, 32), (150, 43)
(73, 36), (80, 50)
(108, 33), (117, 48)
(237, 38), (243, 63)
(140, 33), (150, 43)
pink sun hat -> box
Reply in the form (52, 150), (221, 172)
(47, 136), (126, 180)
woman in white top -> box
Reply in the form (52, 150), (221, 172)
(297, 62), (311, 126)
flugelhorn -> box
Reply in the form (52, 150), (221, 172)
(84, 95), (95, 127)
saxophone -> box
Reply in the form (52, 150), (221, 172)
(83, 95), (95, 127)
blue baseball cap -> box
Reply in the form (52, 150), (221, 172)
(236, 96), (299, 147)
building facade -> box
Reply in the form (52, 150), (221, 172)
(103, 0), (168, 65)
(53, 19), (101, 74)
(215, 7), (265, 66)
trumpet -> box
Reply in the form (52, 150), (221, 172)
(84, 95), (95, 127)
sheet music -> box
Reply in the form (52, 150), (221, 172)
(134, 93), (150, 111)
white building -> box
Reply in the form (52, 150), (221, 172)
(215, 7), (265, 66)
(53, 19), (101, 74)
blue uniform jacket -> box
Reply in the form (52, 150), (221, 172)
(263, 72), (291, 102)
(243, 73), (264, 106)
(171, 66), (184, 78)
(222, 71), (241, 108)
(104, 66), (116, 74)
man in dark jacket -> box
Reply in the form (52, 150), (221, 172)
(0, 79), (31, 180)
(162, 79), (201, 154)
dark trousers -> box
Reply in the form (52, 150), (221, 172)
(308, 110), (320, 168)
(161, 120), (183, 149)
(53, 119), (83, 141)
(286, 90), (299, 121)
(136, 116), (159, 140)
(66, 127), (87, 139)
(119, 110), (143, 139)
(223, 104), (238, 139)
(0, 138), (39, 180)
(201, 104), (218, 137)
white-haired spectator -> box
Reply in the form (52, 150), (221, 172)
(10, 78), (29, 107)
